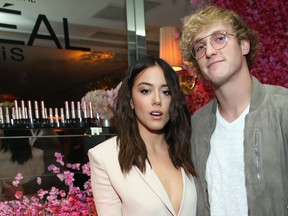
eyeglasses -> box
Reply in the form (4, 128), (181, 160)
(190, 32), (235, 60)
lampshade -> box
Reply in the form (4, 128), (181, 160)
(159, 26), (183, 71)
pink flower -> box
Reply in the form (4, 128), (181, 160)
(48, 164), (60, 173)
(57, 171), (75, 186)
(55, 152), (65, 166)
(37, 189), (49, 199)
(191, 0), (199, 6)
(15, 191), (23, 199)
(46, 187), (60, 202)
(107, 82), (121, 108)
(60, 190), (66, 197)
(2, 147), (96, 215)
(82, 162), (91, 176)
(12, 173), (23, 186)
(67, 163), (81, 170)
(37, 177), (42, 185)
(30, 196), (39, 202)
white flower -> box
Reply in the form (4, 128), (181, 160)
(81, 82), (121, 120)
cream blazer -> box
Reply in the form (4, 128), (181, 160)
(88, 136), (197, 216)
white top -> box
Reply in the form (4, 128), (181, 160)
(206, 106), (249, 216)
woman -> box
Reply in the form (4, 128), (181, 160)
(88, 55), (197, 216)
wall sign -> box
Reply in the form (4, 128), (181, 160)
(0, 2), (90, 62)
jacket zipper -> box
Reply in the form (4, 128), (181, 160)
(204, 117), (215, 210)
(254, 128), (261, 185)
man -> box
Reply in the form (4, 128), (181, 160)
(180, 6), (288, 216)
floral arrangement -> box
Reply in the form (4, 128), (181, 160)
(81, 82), (121, 120)
(210, 0), (288, 88)
(0, 153), (97, 216)
(185, 78), (214, 115)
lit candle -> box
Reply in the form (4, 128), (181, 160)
(49, 108), (53, 124)
(21, 100), (26, 119)
(65, 101), (70, 119)
(55, 108), (59, 124)
(34, 101), (39, 119)
(0, 107), (3, 124)
(77, 101), (82, 121)
(5, 107), (10, 124)
(89, 101), (93, 118)
(28, 100), (33, 121)
(14, 100), (19, 119)
(41, 101), (45, 119)
(60, 108), (65, 123)
(71, 101), (75, 119)
(83, 101), (87, 118)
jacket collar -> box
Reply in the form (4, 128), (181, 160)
(211, 76), (266, 114)
(249, 76), (266, 112)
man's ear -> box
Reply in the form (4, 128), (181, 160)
(241, 40), (250, 55)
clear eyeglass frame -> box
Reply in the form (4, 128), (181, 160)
(190, 32), (235, 60)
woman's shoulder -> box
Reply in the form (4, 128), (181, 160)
(88, 136), (118, 157)
(88, 136), (120, 172)
(31, 147), (44, 157)
(0, 151), (12, 163)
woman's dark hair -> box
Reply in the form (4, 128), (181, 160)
(0, 129), (33, 164)
(115, 55), (196, 176)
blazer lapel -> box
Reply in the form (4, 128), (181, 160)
(134, 161), (176, 215)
